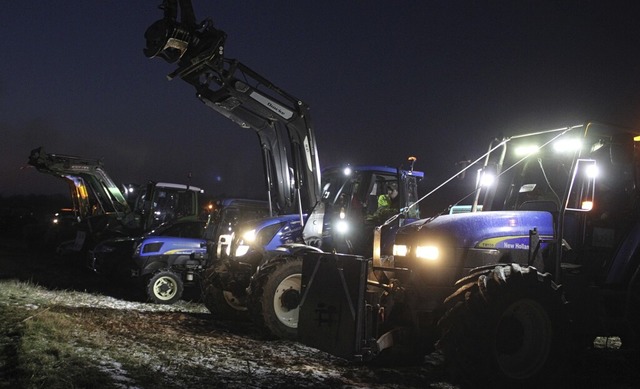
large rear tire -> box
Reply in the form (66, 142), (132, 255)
(248, 256), (302, 340)
(438, 264), (569, 388)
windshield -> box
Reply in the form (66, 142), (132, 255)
(321, 167), (421, 222)
(147, 220), (205, 238)
(493, 138), (575, 212)
(204, 204), (271, 241)
(467, 124), (638, 214)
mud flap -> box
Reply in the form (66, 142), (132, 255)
(298, 252), (376, 361)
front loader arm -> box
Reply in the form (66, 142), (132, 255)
(28, 147), (131, 220)
(144, 0), (321, 218)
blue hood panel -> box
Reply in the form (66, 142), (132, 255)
(244, 214), (304, 230)
(139, 237), (206, 256)
(407, 211), (555, 249)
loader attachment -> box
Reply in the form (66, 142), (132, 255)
(298, 252), (378, 361)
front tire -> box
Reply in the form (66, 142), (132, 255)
(146, 270), (184, 304)
(437, 264), (569, 388)
(202, 283), (249, 321)
(248, 256), (302, 340)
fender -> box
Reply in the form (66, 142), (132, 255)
(139, 253), (199, 276)
(140, 259), (170, 276)
(256, 243), (324, 273)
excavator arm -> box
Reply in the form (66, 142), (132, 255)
(144, 0), (321, 219)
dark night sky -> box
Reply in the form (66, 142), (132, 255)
(2, 1), (640, 212)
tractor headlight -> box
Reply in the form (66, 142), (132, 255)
(234, 229), (256, 257)
(335, 220), (349, 234)
(415, 245), (440, 261)
(393, 244), (408, 257)
(334, 206), (349, 234)
(242, 229), (257, 243)
(235, 244), (250, 257)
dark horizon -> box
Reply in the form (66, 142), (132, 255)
(3, 2), (640, 213)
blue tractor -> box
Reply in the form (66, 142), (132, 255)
(143, 0), (424, 336)
(298, 122), (640, 387)
(203, 165), (423, 330)
(133, 198), (271, 304)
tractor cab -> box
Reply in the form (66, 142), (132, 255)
(469, 123), (639, 284)
(316, 165), (424, 258)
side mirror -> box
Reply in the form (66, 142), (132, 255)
(565, 159), (597, 212)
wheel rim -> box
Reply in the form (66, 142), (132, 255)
(273, 273), (301, 329)
(494, 298), (553, 379)
(223, 290), (247, 311)
(153, 276), (178, 301)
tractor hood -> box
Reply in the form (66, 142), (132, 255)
(135, 236), (206, 257)
(397, 210), (555, 249)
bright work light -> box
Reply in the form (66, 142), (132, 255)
(393, 244), (408, 257)
(416, 245), (439, 261)
(553, 138), (582, 153)
(242, 229), (257, 243)
(514, 144), (539, 157)
(336, 220), (349, 233)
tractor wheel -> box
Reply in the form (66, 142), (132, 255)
(248, 256), (302, 340)
(200, 264), (250, 321)
(202, 283), (249, 321)
(437, 264), (569, 388)
(146, 270), (184, 304)
(371, 301), (429, 366)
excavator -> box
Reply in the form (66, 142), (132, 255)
(143, 0), (423, 338)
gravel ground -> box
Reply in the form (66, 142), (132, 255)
(0, 238), (457, 388)
(2, 237), (640, 388)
